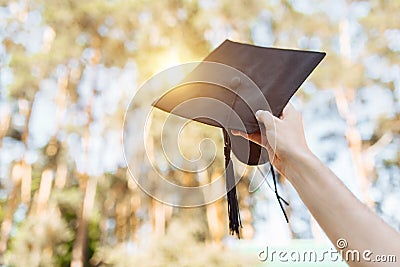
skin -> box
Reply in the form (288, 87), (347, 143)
(231, 103), (400, 267)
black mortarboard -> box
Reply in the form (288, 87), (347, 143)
(152, 39), (325, 237)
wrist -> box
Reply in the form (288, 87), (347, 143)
(284, 148), (319, 184)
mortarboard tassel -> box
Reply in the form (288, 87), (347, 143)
(223, 128), (242, 237)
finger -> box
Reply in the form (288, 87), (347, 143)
(264, 142), (276, 163)
(231, 130), (263, 147)
(255, 110), (276, 130)
(246, 132), (263, 146)
(231, 130), (243, 136)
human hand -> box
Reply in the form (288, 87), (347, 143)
(231, 103), (312, 178)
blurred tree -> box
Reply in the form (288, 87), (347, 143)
(0, 0), (399, 266)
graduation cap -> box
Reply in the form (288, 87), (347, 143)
(152, 39), (325, 237)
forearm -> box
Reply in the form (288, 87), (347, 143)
(285, 151), (400, 267)
(241, 106), (399, 265)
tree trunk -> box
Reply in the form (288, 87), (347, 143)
(35, 168), (54, 213)
(71, 174), (98, 267)
(71, 59), (97, 266)
(0, 164), (21, 256)
(0, 98), (33, 255)
(335, 15), (374, 207)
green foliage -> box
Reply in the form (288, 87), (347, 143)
(1, 0), (400, 265)
(91, 218), (258, 267)
(4, 207), (73, 267)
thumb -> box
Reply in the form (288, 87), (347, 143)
(255, 110), (276, 130)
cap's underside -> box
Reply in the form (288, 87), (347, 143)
(152, 39), (325, 166)
(153, 82), (270, 165)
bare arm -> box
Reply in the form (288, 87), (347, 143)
(232, 103), (400, 267)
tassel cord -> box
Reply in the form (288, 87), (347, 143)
(257, 164), (289, 223)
